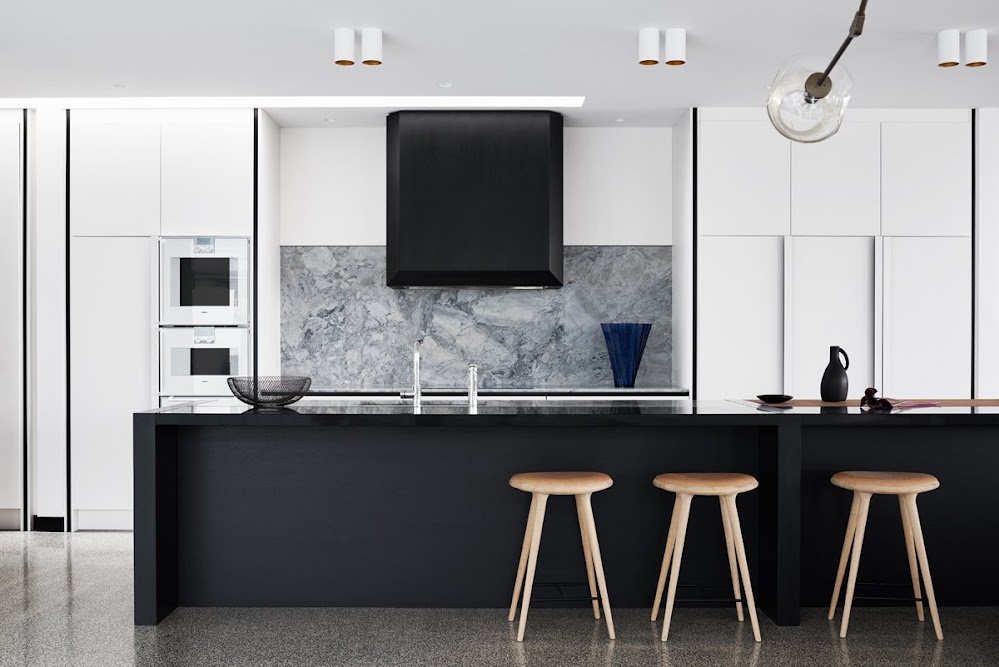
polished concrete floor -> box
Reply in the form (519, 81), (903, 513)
(0, 532), (997, 667)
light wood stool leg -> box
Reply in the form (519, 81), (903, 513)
(509, 494), (539, 621)
(724, 494), (761, 643)
(719, 496), (745, 622)
(577, 493), (615, 639)
(839, 491), (872, 638)
(651, 496), (681, 621)
(898, 495), (925, 622)
(516, 493), (549, 642)
(660, 493), (692, 642)
(829, 493), (862, 619)
(904, 494), (943, 641)
(576, 493), (600, 620)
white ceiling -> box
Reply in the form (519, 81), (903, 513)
(2, 1), (997, 126)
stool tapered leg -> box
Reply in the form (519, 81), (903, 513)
(576, 494), (600, 620)
(516, 493), (549, 642)
(509, 494), (538, 622)
(840, 492), (872, 638)
(829, 492), (862, 620)
(904, 494), (943, 640)
(724, 494), (761, 642)
(577, 493), (615, 639)
(719, 496), (745, 622)
(661, 493), (692, 642)
(898, 495), (925, 622)
(651, 496), (681, 621)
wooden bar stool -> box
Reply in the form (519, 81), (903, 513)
(828, 471), (943, 640)
(650, 472), (761, 643)
(507, 472), (615, 642)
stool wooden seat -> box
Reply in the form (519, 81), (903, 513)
(650, 472), (761, 643)
(510, 471), (613, 495)
(508, 471), (615, 642)
(828, 470), (943, 640)
(653, 472), (759, 496)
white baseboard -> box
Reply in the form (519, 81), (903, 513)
(74, 510), (133, 531)
(0, 508), (20, 530)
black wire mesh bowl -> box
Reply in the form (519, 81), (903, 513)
(227, 376), (312, 407)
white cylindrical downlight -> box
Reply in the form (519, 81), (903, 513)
(638, 27), (659, 65)
(937, 29), (960, 67)
(362, 28), (383, 66)
(334, 28), (356, 66)
(664, 28), (687, 66)
(966, 29), (988, 67)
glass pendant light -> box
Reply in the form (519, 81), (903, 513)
(768, 55), (854, 142)
(767, 0), (868, 143)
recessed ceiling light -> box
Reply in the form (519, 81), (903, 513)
(323, 117), (337, 123)
(615, 118), (625, 122)
(112, 83), (127, 89)
(438, 82), (454, 88)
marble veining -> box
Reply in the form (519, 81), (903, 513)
(281, 246), (671, 388)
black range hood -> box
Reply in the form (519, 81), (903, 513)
(386, 110), (563, 288)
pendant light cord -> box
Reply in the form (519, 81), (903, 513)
(817, 0), (868, 86)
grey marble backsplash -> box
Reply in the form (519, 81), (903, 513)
(281, 246), (672, 388)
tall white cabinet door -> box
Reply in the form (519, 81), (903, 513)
(883, 237), (971, 398)
(160, 110), (254, 237)
(791, 123), (881, 236)
(789, 237), (876, 399)
(69, 115), (160, 236)
(699, 121), (790, 236)
(70, 237), (155, 523)
(882, 122), (971, 237)
(0, 114), (22, 522)
(698, 236), (784, 399)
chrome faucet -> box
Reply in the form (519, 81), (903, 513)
(467, 363), (478, 412)
(412, 339), (423, 412)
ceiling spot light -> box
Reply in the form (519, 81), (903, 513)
(438, 82), (454, 88)
(362, 28), (383, 66)
(664, 28), (687, 66)
(767, 0), (867, 143)
(937, 29), (960, 67)
(322, 117), (337, 123)
(334, 28), (356, 66)
(615, 118), (625, 122)
(638, 28), (660, 65)
(966, 29), (988, 67)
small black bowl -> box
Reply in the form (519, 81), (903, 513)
(757, 394), (793, 405)
(228, 376), (312, 407)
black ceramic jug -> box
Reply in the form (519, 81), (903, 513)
(820, 346), (850, 402)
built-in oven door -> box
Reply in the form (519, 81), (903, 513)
(160, 327), (249, 396)
(160, 237), (249, 326)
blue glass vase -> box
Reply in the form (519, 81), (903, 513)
(600, 323), (653, 388)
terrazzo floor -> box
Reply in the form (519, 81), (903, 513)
(1, 532), (997, 666)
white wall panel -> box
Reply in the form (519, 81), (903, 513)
(29, 107), (67, 521)
(978, 109), (999, 398)
(563, 128), (671, 245)
(0, 111), (23, 520)
(70, 237), (154, 516)
(280, 128), (386, 246)
(789, 237), (876, 399)
(698, 236), (784, 399)
(256, 111), (282, 374)
(671, 111), (694, 392)
(883, 236), (971, 398)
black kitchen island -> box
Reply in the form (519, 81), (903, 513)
(133, 400), (999, 626)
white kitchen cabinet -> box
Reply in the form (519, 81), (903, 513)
(789, 237), (876, 399)
(699, 121), (790, 236)
(698, 236), (784, 399)
(160, 110), (254, 237)
(69, 113), (160, 236)
(791, 123), (881, 236)
(0, 111), (22, 526)
(882, 122), (971, 237)
(70, 237), (156, 525)
(883, 236), (971, 398)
